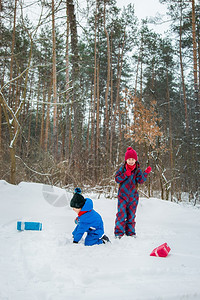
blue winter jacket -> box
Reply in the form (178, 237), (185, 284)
(72, 198), (104, 246)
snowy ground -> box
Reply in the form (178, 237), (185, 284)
(0, 180), (200, 300)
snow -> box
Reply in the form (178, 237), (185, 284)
(0, 180), (200, 300)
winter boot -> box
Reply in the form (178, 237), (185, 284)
(101, 235), (111, 244)
(115, 235), (123, 239)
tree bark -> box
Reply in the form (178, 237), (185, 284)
(166, 67), (174, 201)
(103, 0), (110, 164)
(115, 30), (126, 163)
(91, 0), (98, 155)
(35, 72), (41, 137)
(9, 0), (18, 107)
(65, 0), (71, 161)
(0, 104), (2, 159)
(191, 0), (200, 190)
(191, 0), (199, 105)
(44, 83), (52, 152)
(40, 85), (46, 149)
(109, 32), (114, 163)
(96, 56), (100, 174)
(52, 0), (58, 158)
(67, 0), (82, 166)
(179, 3), (189, 133)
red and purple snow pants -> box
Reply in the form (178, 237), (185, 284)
(114, 194), (138, 237)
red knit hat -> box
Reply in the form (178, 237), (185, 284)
(125, 147), (138, 161)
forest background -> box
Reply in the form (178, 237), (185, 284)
(0, 0), (199, 203)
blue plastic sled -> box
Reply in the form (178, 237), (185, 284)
(17, 221), (42, 231)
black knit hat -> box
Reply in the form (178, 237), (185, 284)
(70, 188), (85, 208)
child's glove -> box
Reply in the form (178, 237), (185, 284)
(145, 166), (152, 173)
(75, 217), (78, 224)
(126, 169), (132, 176)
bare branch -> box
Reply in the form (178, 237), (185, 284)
(0, 66), (32, 92)
(15, 155), (52, 176)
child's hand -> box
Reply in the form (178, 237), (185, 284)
(126, 169), (132, 176)
(75, 217), (78, 224)
(145, 166), (152, 173)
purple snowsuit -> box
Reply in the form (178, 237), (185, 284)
(114, 162), (149, 237)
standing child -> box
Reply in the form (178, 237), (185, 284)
(70, 188), (110, 246)
(114, 147), (151, 238)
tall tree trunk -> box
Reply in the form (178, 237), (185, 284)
(134, 51), (141, 95)
(103, 0), (110, 171)
(10, 42), (33, 183)
(179, 3), (189, 133)
(35, 72), (41, 137)
(40, 85), (46, 149)
(67, 0), (82, 167)
(114, 30), (126, 163)
(9, 0), (18, 107)
(65, 1), (71, 161)
(86, 92), (91, 153)
(0, 62), (5, 160)
(91, 0), (98, 157)
(10, 146), (16, 184)
(191, 0), (200, 190)
(44, 83), (52, 152)
(0, 94), (16, 183)
(27, 113), (32, 157)
(140, 59), (143, 100)
(110, 32), (114, 164)
(52, 0), (58, 158)
(95, 17), (100, 180)
(166, 67), (174, 201)
(96, 56), (100, 177)
(198, 23), (200, 93)
(191, 0), (199, 105)
(0, 104), (2, 159)
(61, 121), (66, 161)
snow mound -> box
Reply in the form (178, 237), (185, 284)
(0, 180), (200, 299)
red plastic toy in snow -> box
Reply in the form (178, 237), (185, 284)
(150, 243), (171, 257)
